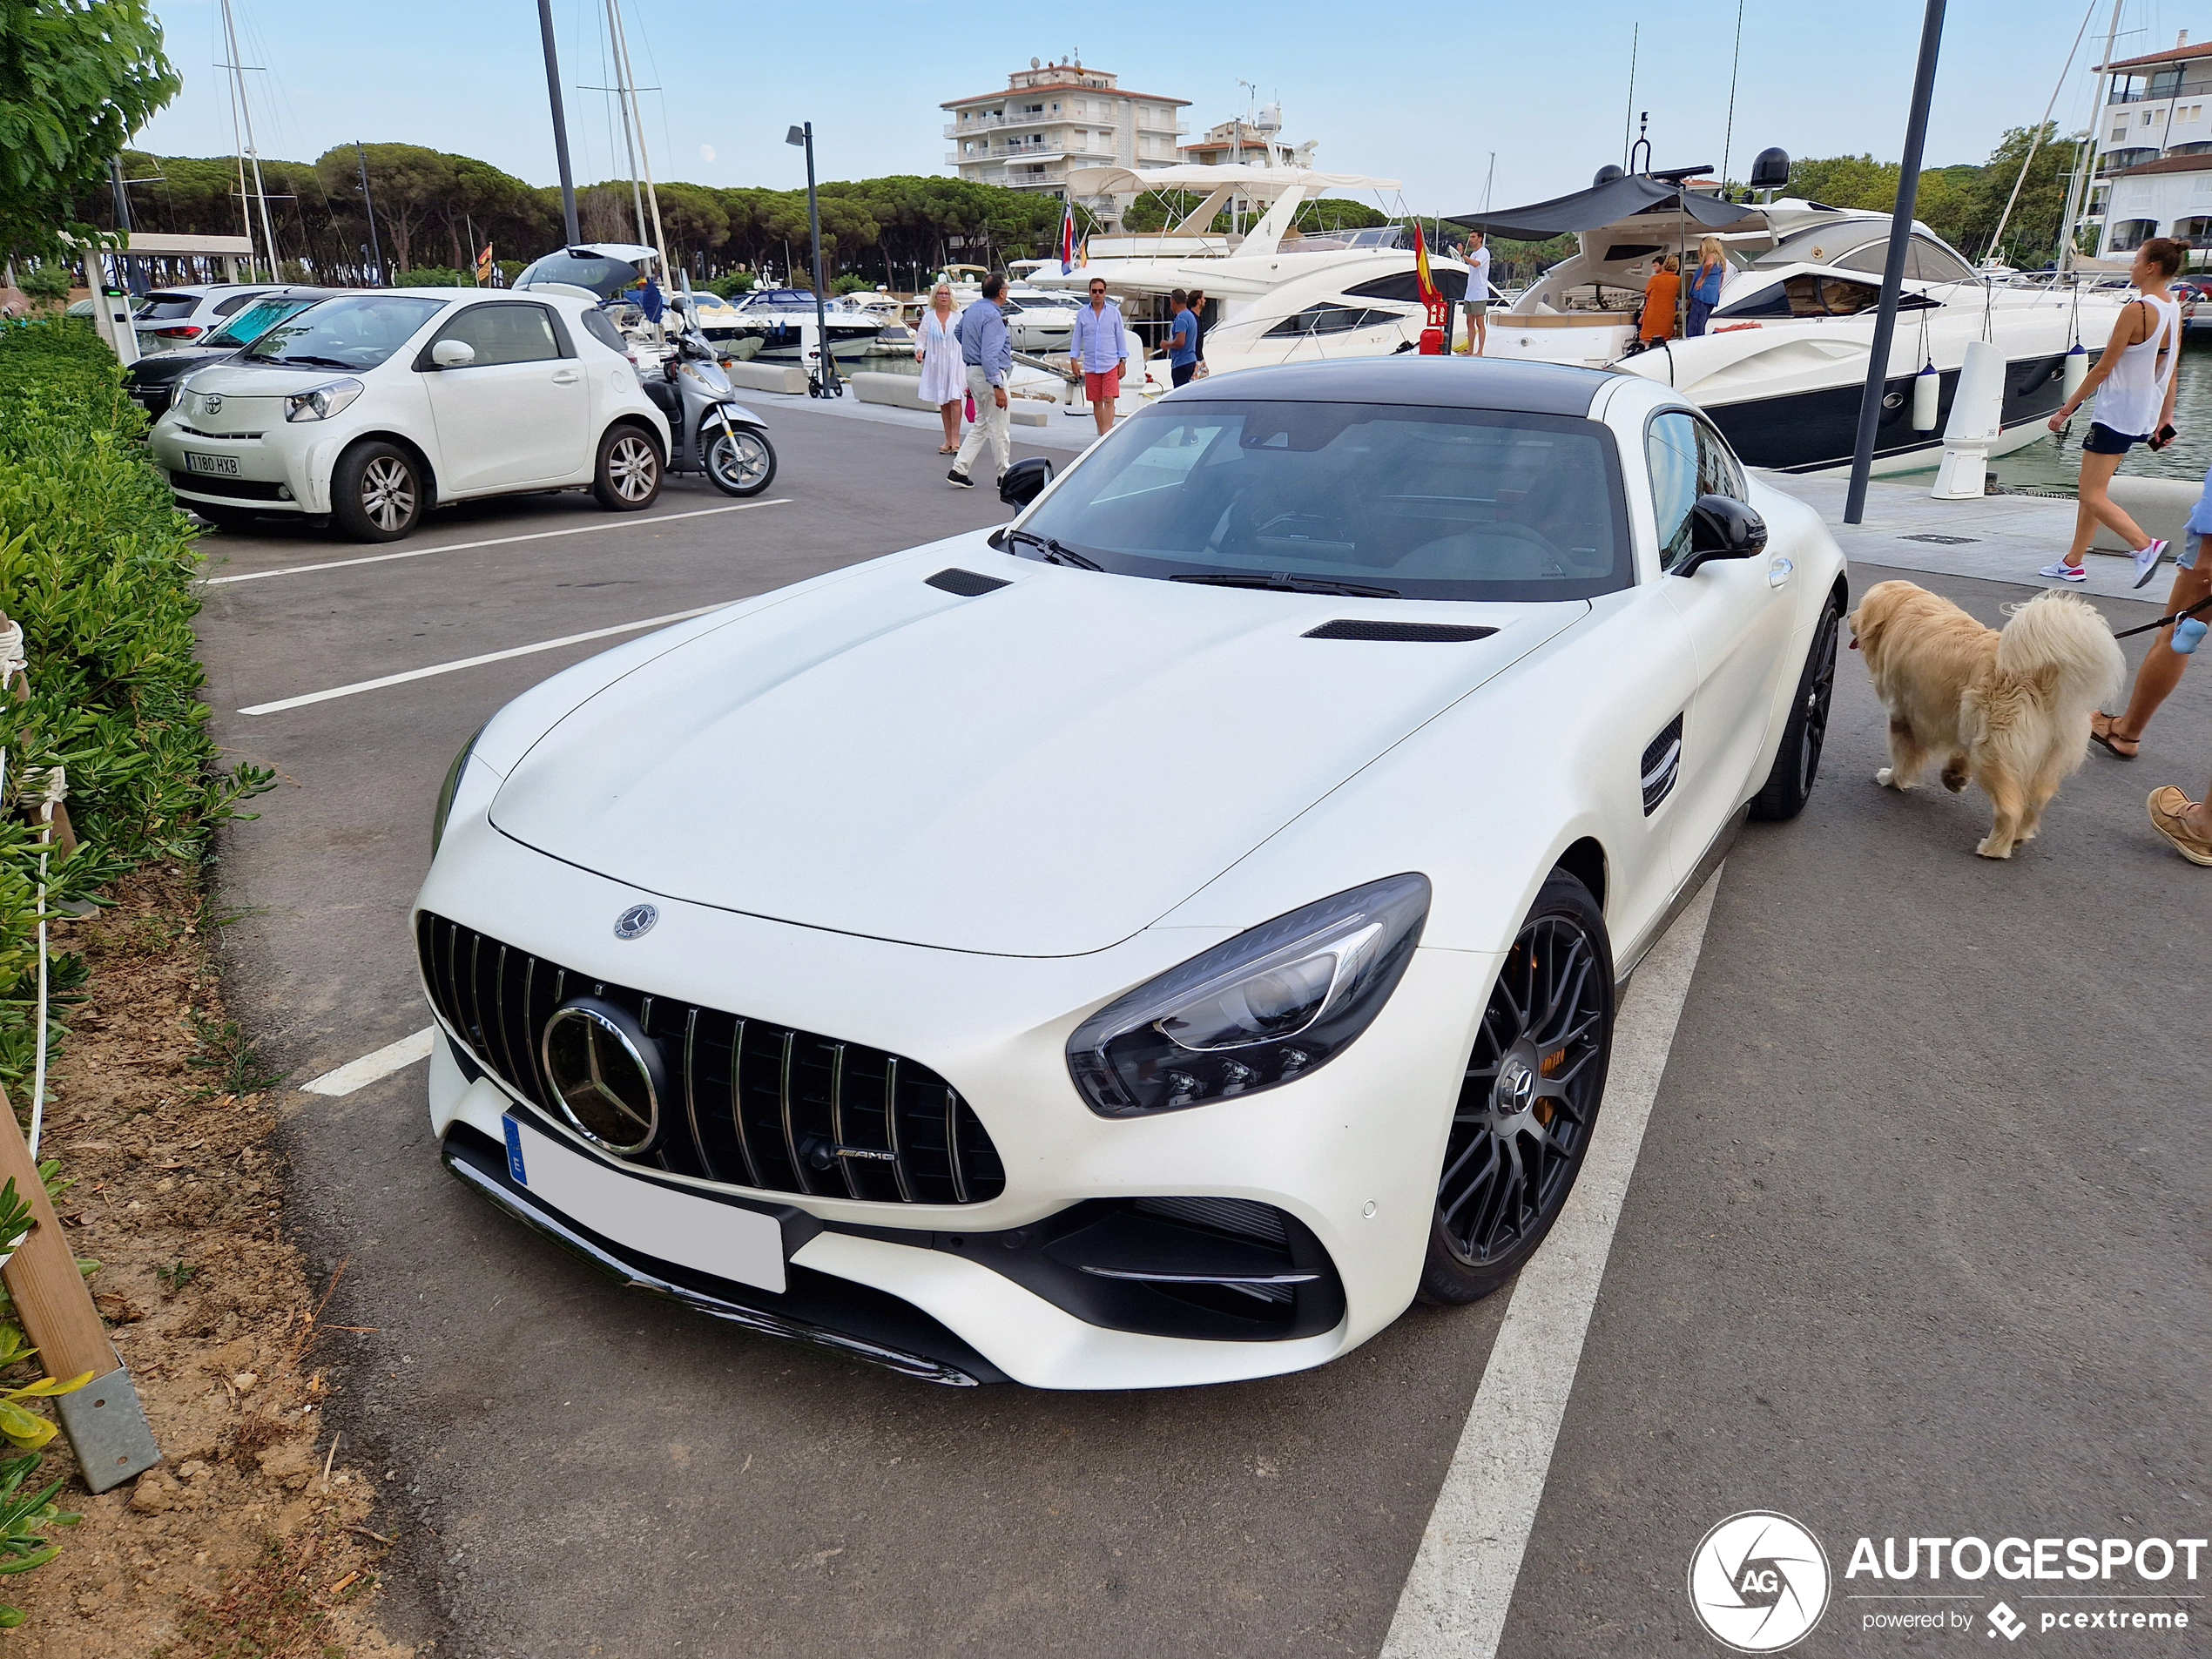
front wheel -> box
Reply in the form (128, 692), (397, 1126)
(592, 425), (663, 512)
(703, 424), (776, 497)
(1418, 869), (1615, 1306)
(331, 440), (424, 542)
(1748, 591), (1841, 822)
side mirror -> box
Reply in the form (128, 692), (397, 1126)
(1673, 494), (1768, 576)
(430, 338), (475, 369)
(999, 455), (1053, 508)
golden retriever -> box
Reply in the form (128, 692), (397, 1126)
(1848, 580), (2124, 859)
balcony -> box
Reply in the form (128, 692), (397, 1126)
(2110, 78), (2212, 103)
(946, 111), (1061, 136)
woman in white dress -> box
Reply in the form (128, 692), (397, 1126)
(915, 283), (965, 454)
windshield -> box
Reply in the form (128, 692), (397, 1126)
(514, 250), (642, 300)
(1017, 400), (1631, 602)
(242, 295), (446, 369)
(204, 296), (321, 350)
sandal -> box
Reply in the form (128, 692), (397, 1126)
(2089, 712), (2140, 759)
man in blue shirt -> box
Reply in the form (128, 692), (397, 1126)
(1069, 276), (1128, 437)
(949, 273), (1013, 488)
(1164, 288), (1199, 388)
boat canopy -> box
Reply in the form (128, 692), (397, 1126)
(1448, 175), (1755, 240)
(1066, 164), (1401, 200)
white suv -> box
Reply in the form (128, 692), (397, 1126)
(149, 289), (671, 541)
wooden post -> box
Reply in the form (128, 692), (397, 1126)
(0, 1087), (159, 1492)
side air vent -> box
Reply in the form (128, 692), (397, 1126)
(1302, 619), (1497, 643)
(926, 568), (1011, 597)
(1642, 713), (1684, 815)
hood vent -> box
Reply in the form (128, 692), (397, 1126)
(926, 568), (1011, 597)
(1303, 619), (1496, 643)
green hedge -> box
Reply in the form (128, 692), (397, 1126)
(0, 321), (272, 1089)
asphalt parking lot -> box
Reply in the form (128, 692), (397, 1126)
(195, 401), (2209, 1658)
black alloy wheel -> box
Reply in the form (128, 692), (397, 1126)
(1748, 591), (1842, 822)
(1420, 870), (1615, 1305)
(331, 440), (424, 543)
(703, 426), (776, 497)
(593, 424), (663, 511)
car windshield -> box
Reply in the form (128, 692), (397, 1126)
(1015, 400), (1631, 602)
(204, 296), (320, 350)
(242, 295), (446, 369)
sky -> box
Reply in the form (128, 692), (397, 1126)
(132, 0), (2192, 218)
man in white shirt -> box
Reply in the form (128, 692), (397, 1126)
(1461, 230), (1494, 357)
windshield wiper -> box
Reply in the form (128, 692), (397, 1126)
(1005, 529), (1102, 570)
(259, 354), (354, 369)
(1170, 570), (1400, 598)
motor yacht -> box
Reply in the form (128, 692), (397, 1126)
(721, 287), (885, 361)
(1028, 164), (1471, 392)
(1454, 172), (2128, 475)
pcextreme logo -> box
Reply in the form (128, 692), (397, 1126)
(1687, 1512), (1832, 1653)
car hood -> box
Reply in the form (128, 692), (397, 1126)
(489, 552), (1583, 956)
(126, 347), (241, 385)
(171, 361), (377, 399)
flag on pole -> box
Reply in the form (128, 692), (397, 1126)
(1411, 222), (1440, 310)
(1060, 204), (1076, 275)
(1411, 222), (1447, 354)
(475, 243), (495, 286)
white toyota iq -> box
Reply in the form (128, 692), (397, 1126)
(415, 358), (1845, 1389)
(149, 289), (668, 541)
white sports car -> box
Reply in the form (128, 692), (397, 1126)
(416, 358), (1845, 1389)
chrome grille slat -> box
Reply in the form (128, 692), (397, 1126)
(415, 913), (1001, 1206)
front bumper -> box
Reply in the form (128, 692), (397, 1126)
(419, 814), (1495, 1389)
(148, 419), (334, 514)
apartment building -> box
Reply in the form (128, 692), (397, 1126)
(1179, 117), (1317, 171)
(943, 60), (1190, 210)
(2089, 31), (2212, 253)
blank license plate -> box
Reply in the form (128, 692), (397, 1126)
(185, 452), (240, 476)
(502, 1115), (787, 1293)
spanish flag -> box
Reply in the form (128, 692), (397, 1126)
(475, 243), (495, 287)
(1412, 221), (1440, 310)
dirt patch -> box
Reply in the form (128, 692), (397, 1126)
(3, 867), (409, 1658)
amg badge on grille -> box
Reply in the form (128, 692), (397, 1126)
(613, 903), (658, 940)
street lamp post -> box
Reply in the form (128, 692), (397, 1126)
(537, 0), (581, 246)
(786, 122), (840, 396)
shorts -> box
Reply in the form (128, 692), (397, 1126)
(2083, 421), (2150, 455)
(1464, 300), (1489, 315)
(1082, 367), (1122, 401)
(2182, 535), (2202, 570)
(1171, 361), (1197, 388)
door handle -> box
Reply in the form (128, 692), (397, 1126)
(1767, 554), (1794, 588)
(550, 369), (581, 384)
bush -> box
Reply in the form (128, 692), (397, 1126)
(703, 272), (754, 299)
(829, 273), (875, 296)
(392, 266), (468, 287)
(15, 267), (69, 305)
(0, 322), (273, 1089)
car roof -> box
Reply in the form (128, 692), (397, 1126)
(1163, 356), (1616, 417)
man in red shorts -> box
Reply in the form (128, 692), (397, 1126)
(1070, 276), (1128, 438)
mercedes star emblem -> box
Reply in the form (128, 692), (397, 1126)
(541, 1001), (661, 1155)
(613, 903), (658, 940)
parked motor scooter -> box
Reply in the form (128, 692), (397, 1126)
(640, 321), (779, 497)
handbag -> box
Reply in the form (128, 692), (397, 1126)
(964, 391), (976, 421)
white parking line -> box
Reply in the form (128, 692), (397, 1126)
(204, 498), (792, 586)
(1380, 871), (1723, 1659)
(237, 601), (730, 716)
(300, 1026), (436, 1096)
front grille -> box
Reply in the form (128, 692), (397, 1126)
(169, 470), (286, 500)
(417, 913), (1005, 1205)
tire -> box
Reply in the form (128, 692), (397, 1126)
(703, 425), (776, 497)
(1418, 869), (1615, 1306)
(331, 440), (425, 543)
(1748, 590), (1842, 822)
(593, 424), (663, 511)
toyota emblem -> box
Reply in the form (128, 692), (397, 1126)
(613, 903), (658, 940)
(203, 394), (223, 414)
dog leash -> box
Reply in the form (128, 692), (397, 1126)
(2111, 592), (2211, 641)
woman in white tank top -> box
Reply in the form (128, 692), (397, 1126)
(2042, 239), (2185, 586)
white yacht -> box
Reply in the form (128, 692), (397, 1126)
(720, 287), (885, 361)
(1458, 172), (2128, 475)
(1029, 164), (1472, 392)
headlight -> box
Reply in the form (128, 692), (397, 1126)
(1067, 873), (1430, 1117)
(431, 724), (488, 854)
(285, 378), (364, 422)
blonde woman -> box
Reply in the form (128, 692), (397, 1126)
(914, 282), (965, 454)
(1686, 236), (1727, 337)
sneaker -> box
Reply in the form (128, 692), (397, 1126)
(2037, 559), (2088, 583)
(2131, 538), (2169, 588)
(2146, 786), (2212, 866)
(947, 468), (974, 489)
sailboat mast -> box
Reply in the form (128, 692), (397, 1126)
(2062, 0), (2128, 265)
(220, 0), (283, 283)
(219, 2), (256, 274)
(606, 0), (670, 283)
(602, 0), (649, 244)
